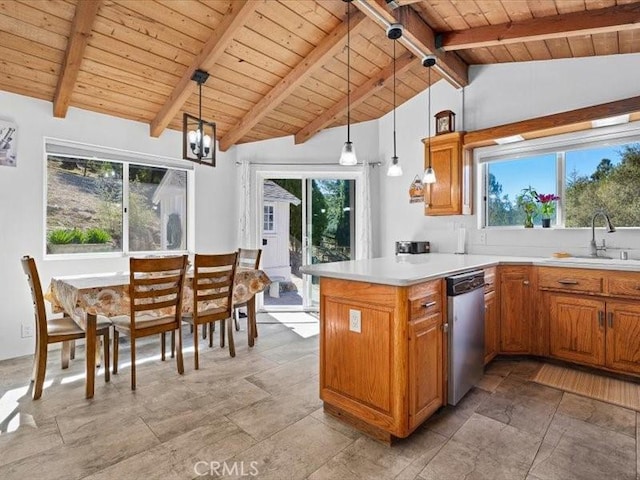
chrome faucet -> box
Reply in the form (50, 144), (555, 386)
(590, 211), (616, 257)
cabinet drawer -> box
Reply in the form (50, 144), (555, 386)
(538, 267), (603, 294)
(607, 275), (640, 298)
(409, 293), (442, 320)
(484, 267), (497, 293)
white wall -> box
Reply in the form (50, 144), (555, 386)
(0, 91), (237, 361)
(377, 53), (640, 258)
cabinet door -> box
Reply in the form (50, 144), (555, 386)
(605, 301), (640, 374)
(500, 268), (531, 353)
(484, 290), (499, 365)
(408, 311), (443, 430)
(549, 295), (605, 366)
(424, 133), (462, 216)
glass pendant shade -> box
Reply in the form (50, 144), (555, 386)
(423, 166), (436, 184)
(339, 141), (357, 166)
(387, 156), (402, 176)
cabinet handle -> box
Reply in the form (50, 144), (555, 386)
(557, 279), (579, 285)
(523, 280), (530, 286)
(608, 312), (614, 328)
(422, 301), (437, 309)
(598, 311), (604, 328)
(443, 323), (449, 333)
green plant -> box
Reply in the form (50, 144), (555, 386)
(516, 186), (538, 228)
(84, 227), (112, 244)
(47, 228), (84, 244)
(536, 193), (560, 219)
(48, 228), (75, 245)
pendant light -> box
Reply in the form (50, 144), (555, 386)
(386, 26), (403, 177)
(422, 56), (437, 184)
(183, 69), (217, 167)
(339, 0), (357, 166)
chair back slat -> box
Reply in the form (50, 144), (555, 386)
(193, 253), (237, 323)
(129, 255), (188, 329)
(21, 256), (48, 342)
(237, 248), (262, 270)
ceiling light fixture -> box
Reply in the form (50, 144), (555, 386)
(422, 56), (437, 184)
(339, 0), (357, 166)
(387, 24), (404, 177)
(183, 69), (216, 167)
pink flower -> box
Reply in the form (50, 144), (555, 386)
(536, 193), (560, 204)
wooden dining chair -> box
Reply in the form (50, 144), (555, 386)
(21, 256), (112, 400)
(112, 255), (188, 390)
(234, 248), (262, 336)
(182, 252), (238, 368)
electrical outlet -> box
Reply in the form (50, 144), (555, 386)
(21, 324), (34, 338)
(349, 309), (361, 333)
(479, 231), (487, 245)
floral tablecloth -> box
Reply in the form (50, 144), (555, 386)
(46, 268), (271, 329)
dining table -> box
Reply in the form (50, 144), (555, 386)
(45, 267), (271, 398)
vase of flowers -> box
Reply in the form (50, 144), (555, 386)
(536, 193), (560, 228)
(516, 186), (538, 228)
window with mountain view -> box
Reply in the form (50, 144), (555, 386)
(484, 141), (640, 228)
(46, 156), (188, 255)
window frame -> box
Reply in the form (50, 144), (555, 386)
(263, 203), (276, 234)
(43, 139), (195, 260)
(475, 121), (640, 230)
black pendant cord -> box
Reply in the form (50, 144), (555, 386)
(346, 1), (351, 143)
(198, 81), (203, 158)
(427, 65), (431, 169)
(392, 39), (396, 159)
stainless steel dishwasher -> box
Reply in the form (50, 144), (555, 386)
(446, 270), (485, 405)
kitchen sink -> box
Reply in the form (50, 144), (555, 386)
(543, 256), (640, 266)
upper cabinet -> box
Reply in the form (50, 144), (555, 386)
(423, 132), (471, 216)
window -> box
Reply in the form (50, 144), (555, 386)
(263, 204), (275, 233)
(480, 127), (640, 228)
(46, 155), (189, 255)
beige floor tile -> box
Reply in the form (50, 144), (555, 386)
(556, 392), (636, 437)
(245, 353), (318, 396)
(530, 412), (636, 480)
(223, 416), (353, 480)
(0, 416), (63, 467)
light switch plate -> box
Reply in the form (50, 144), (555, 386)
(349, 309), (361, 333)
(21, 324), (34, 338)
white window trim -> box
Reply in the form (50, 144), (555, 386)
(43, 138), (195, 259)
(475, 120), (640, 230)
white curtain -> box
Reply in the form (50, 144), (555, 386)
(356, 161), (372, 259)
(237, 160), (251, 247)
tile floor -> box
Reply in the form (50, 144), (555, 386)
(0, 313), (639, 480)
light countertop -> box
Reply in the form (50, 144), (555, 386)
(300, 253), (640, 286)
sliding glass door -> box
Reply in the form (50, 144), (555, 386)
(261, 176), (356, 311)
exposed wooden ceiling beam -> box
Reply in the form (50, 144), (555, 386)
(53, 0), (101, 118)
(218, 11), (367, 152)
(354, 0), (468, 88)
(295, 51), (415, 145)
(464, 95), (640, 149)
(149, 0), (258, 138)
(438, 3), (640, 51)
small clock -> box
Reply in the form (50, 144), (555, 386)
(434, 110), (455, 135)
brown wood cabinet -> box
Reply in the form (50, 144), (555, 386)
(319, 276), (445, 443)
(483, 267), (498, 365)
(408, 310), (443, 430)
(548, 294), (605, 366)
(605, 301), (640, 374)
(499, 266), (532, 354)
(423, 132), (464, 216)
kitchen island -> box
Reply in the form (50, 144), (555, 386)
(302, 253), (640, 443)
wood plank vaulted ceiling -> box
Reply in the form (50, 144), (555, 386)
(2, 0), (639, 150)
